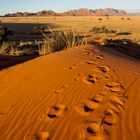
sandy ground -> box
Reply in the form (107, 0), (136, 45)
(0, 45), (140, 140)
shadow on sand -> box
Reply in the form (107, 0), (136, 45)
(0, 55), (37, 70)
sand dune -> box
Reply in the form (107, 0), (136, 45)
(0, 45), (140, 140)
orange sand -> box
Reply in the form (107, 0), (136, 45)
(0, 45), (140, 140)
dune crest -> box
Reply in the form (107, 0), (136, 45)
(0, 45), (140, 140)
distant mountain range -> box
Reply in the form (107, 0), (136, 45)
(3, 8), (139, 17)
(133, 12), (140, 15)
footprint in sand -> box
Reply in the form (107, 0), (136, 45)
(108, 103), (122, 114)
(86, 60), (97, 65)
(104, 95), (125, 116)
(82, 74), (97, 84)
(103, 113), (116, 126)
(106, 81), (123, 93)
(92, 94), (103, 103)
(96, 55), (103, 60)
(86, 121), (101, 135)
(38, 104), (67, 122)
(47, 104), (67, 120)
(109, 95), (124, 108)
(106, 82), (120, 88)
(75, 98), (101, 115)
(85, 122), (104, 140)
(98, 66), (111, 73)
(110, 87), (122, 92)
(69, 66), (76, 69)
(68, 64), (79, 70)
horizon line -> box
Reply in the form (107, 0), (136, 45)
(1, 7), (140, 16)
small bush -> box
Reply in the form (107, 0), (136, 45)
(98, 18), (103, 21)
(90, 27), (101, 33)
(31, 26), (44, 34)
(116, 32), (132, 35)
(90, 26), (117, 34)
(31, 26), (51, 35)
(105, 15), (109, 20)
(121, 18), (124, 20)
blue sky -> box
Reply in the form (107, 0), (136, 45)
(0, 0), (140, 15)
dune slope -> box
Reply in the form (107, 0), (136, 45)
(0, 45), (140, 140)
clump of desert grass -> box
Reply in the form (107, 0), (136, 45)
(0, 42), (18, 55)
(0, 41), (38, 56)
(38, 30), (87, 55)
(0, 30), (87, 56)
(90, 26), (117, 34)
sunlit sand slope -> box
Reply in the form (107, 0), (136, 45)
(0, 45), (139, 140)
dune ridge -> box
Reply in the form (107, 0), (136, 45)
(0, 45), (140, 140)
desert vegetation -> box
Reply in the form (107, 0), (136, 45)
(90, 26), (117, 34)
(0, 29), (86, 56)
(102, 38), (140, 59)
(0, 16), (140, 60)
(0, 26), (13, 42)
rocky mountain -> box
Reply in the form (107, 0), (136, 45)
(133, 13), (140, 15)
(4, 10), (57, 17)
(62, 8), (128, 16)
(4, 8), (129, 17)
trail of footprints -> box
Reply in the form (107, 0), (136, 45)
(76, 52), (126, 139)
(74, 48), (126, 139)
(31, 49), (126, 140)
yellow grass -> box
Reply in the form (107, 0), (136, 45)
(0, 16), (140, 34)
